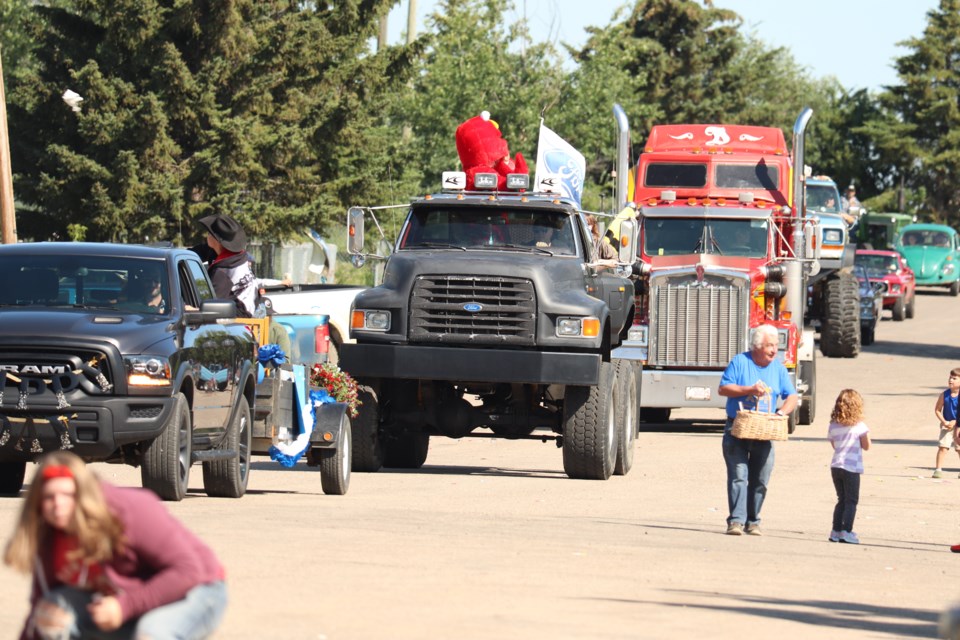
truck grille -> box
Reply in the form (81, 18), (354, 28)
(409, 275), (536, 346)
(0, 348), (116, 402)
(651, 277), (747, 367)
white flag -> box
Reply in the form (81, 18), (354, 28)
(534, 123), (586, 206)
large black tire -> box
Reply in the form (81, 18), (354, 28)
(351, 386), (384, 472)
(906, 293), (916, 319)
(202, 400), (252, 498)
(320, 415), (351, 495)
(382, 432), (429, 469)
(142, 393), (192, 501)
(797, 355), (817, 426)
(0, 461), (26, 496)
(562, 360), (617, 480)
(819, 273), (861, 358)
(892, 296), (906, 321)
(951, 280), (960, 297)
(613, 360), (637, 476)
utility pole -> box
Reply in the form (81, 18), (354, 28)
(0, 46), (17, 244)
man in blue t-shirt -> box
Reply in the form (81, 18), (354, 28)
(718, 324), (798, 537)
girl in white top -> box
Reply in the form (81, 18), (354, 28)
(827, 389), (871, 544)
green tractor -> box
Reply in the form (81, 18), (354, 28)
(857, 212), (918, 250)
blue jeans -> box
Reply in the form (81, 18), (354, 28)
(35, 581), (227, 640)
(722, 418), (775, 526)
(831, 466), (861, 532)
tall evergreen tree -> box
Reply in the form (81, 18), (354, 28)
(9, 0), (418, 243)
(874, 0), (960, 222)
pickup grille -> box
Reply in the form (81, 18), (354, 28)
(409, 275), (536, 345)
(651, 277), (747, 367)
(0, 348), (116, 403)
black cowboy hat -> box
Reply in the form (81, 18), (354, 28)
(198, 214), (247, 252)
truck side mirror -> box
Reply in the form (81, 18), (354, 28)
(616, 218), (638, 263)
(347, 207), (365, 255)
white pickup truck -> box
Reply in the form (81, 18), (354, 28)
(259, 284), (366, 365)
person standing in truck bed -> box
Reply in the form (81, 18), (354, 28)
(197, 214), (257, 317)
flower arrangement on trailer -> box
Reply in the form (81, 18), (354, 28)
(309, 363), (360, 418)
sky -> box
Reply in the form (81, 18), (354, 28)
(386, 0), (937, 92)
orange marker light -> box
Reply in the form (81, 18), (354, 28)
(351, 310), (365, 329)
(582, 318), (601, 337)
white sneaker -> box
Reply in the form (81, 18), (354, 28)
(829, 530), (841, 542)
(840, 531), (860, 544)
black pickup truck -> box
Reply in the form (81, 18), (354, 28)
(0, 243), (257, 500)
(341, 183), (639, 480)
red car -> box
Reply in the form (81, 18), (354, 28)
(854, 249), (917, 321)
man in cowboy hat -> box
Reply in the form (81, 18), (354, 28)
(196, 214), (257, 317)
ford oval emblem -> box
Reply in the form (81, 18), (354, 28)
(463, 302), (483, 313)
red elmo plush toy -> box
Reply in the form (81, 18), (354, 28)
(455, 111), (528, 189)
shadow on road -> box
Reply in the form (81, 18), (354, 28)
(640, 418), (725, 434)
(590, 591), (938, 638)
(381, 464), (568, 479)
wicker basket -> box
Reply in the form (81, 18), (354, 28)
(730, 394), (788, 441)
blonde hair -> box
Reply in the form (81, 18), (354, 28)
(830, 389), (864, 426)
(3, 451), (124, 574)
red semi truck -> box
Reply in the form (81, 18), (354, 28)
(611, 106), (820, 430)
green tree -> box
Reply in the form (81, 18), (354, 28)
(9, 0), (418, 244)
(872, 0), (960, 222)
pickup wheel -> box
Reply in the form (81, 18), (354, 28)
(319, 412), (351, 495)
(613, 359), (637, 476)
(142, 392), (192, 501)
(562, 360), (616, 480)
(202, 400), (252, 498)
(352, 386), (384, 472)
(382, 432), (429, 469)
(0, 461), (26, 496)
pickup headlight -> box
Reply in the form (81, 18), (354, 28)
(822, 229), (843, 245)
(124, 356), (172, 387)
(556, 317), (600, 338)
(351, 309), (391, 332)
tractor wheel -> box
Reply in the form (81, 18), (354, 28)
(819, 273), (861, 358)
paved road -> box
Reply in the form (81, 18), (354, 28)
(1, 290), (959, 639)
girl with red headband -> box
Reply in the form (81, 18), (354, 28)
(3, 451), (226, 639)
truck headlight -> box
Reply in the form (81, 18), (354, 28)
(626, 325), (648, 346)
(822, 229), (843, 244)
(351, 309), (391, 331)
(557, 317), (600, 338)
(124, 356), (171, 387)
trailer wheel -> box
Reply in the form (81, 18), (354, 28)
(0, 461), (26, 496)
(202, 400), (251, 498)
(613, 360), (637, 476)
(320, 414), (351, 495)
(352, 385), (383, 472)
(819, 273), (861, 358)
(797, 355), (816, 426)
(562, 360), (617, 480)
(142, 392), (191, 501)
(382, 432), (429, 469)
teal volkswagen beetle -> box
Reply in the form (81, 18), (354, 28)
(897, 223), (960, 296)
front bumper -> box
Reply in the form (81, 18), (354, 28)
(0, 395), (176, 462)
(639, 369), (726, 409)
(340, 343), (601, 386)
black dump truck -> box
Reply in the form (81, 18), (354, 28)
(340, 173), (639, 480)
(0, 243), (257, 500)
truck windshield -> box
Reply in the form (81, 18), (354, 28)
(0, 255), (170, 314)
(644, 218), (768, 258)
(400, 206), (579, 256)
(805, 183), (842, 213)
